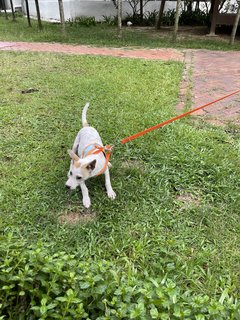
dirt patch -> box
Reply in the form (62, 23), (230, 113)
(205, 119), (225, 126)
(176, 193), (201, 206)
(58, 210), (96, 225)
(122, 159), (145, 172)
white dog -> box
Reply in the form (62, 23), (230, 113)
(65, 103), (116, 208)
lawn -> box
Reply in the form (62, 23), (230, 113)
(1, 14), (240, 51)
(1, 51), (240, 318)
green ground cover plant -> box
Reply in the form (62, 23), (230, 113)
(1, 51), (240, 318)
(1, 234), (239, 319)
(0, 14), (240, 50)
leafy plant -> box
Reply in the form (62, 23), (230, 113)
(1, 233), (240, 319)
(67, 16), (96, 27)
(179, 9), (210, 26)
(124, 10), (158, 26)
(162, 9), (176, 26)
(102, 15), (118, 26)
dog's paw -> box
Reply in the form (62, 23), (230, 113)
(83, 197), (91, 208)
(107, 189), (116, 200)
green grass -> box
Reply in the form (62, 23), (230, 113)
(1, 51), (240, 302)
(1, 14), (240, 50)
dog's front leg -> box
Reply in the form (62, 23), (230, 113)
(104, 168), (116, 200)
(79, 180), (91, 208)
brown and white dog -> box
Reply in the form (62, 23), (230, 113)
(65, 103), (116, 208)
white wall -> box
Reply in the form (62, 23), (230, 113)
(5, 0), (22, 10)
(22, 0), (177, 22)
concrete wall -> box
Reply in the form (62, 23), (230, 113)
(21, 0), (177, 22)
(4, 0), (21, 10)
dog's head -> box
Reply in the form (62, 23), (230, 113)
(65, 150), (96, 190)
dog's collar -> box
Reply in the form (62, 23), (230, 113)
(81, 143), (113, 176)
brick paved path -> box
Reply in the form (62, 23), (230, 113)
(1, 41), (239, 125)
(188, 50), (240, 125)
(0, 41), (183, 61)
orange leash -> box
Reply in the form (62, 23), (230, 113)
(120, 89), (240, 145)
(85, 89), (240, 173)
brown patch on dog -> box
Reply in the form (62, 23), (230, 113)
(68, 150), (80, 162)
(58, 210), (96, 225)
(74, 161), (81, 168)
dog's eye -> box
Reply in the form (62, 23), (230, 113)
(76, 176), (82, 180)
(70, 171), (72, 176)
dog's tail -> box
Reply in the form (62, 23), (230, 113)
(82, 102), (90, 127)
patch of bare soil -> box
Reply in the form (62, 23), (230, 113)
(122, 159), (145, 172)
(176, 193), (201, 206)
(58, 210), (96, 225)
(205, 119), (225, 126)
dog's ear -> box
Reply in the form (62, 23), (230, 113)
(85, 159), (96, 172)
(68, 149), (79, 161)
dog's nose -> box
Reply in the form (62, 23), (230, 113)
(65, 184), (71, 189)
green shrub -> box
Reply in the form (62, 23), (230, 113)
(124, 11), (158, 27)
(67, 16), (96, 27)
(162, 9), (176, 26)
(1, 233), (239, 319)
(179, 9), (210, 26)
(124, 9), (175, 26)
(102, 15), (118, 26)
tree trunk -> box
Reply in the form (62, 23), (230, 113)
(209, 0), (220, 35)
(155, 0), (166, 30)
(34, 0), (43, 29)
(9, 0), (16, 21)
(140, 0), (143, 24)
(230, 1), (240, 45)
(195, 0), (200, 11)
(58, 0), (66, 34)
(2, 0), (8, 19)
(173, 0), (181, 41)
(25, 0), (32, 27)
(117, 0), (122, 39)
(187, 1), (192, 12)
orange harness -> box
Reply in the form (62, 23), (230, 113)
(81, 144), (113, 176)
